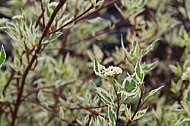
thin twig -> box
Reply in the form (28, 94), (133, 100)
(10, 1), (67, 125)
(125, 85), (145, 126)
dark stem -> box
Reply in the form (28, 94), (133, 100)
(125, 85), (144, 126)
(10, 1), (67, 126)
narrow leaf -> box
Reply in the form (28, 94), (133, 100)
(133, 107), (148, 120)
(43, 32), (62, 43)
(108, 106), (116, 125)
(179, 26), (188, 41)
(93, 57), (106, 77)
(95, 87), (113, 105)
(144, 86), (164, 102)
(169, 63), (182, 76)
(0, 45), (6, 67)
(135, 61), (144, 83)
(141, 39), (159, 57)
(129, 40), (140, 59)
(142, 61), (158, 73)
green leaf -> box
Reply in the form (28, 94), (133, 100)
(171, 79), (182, 93)
(133, 107), (148, 121)
(108, 106), (116, 125)
(129, 40), (140, 59)
(179, 26), (188, 41)
(0, 45), (6, 68)
(181, 100), (190, 116)
(59, 107), (64, 119)
(142, 61), (158, 73)
(138, 0), (147, 8)
(186, 90), (190, 102)
(173, 117), (190, 126)
(93, 57), (106, 78)
(95, 87), (113, 105)
(123, 76), (137, 93)
(169, 63), (182, 76)
(135, 61), (144, 83)
(144, 86), (164, 102)
(124, 105), (132, 120)
(43, 32), (63, 43)
(141, 39), (159, 57)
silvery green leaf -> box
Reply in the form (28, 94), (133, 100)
(169, 63), (182, 76)
(144, 86), (164, 102)
(173, 117), (190, 126)
(142, 61), (158, 73)
(135, 61), (144, 83)
(108, 106), (116, 125)
(138, 0), (147, 8)
(179, 26), (188, 41)
(43, 32), (62, 43)
(59, 107), (64, 119)
(141, 39), (159, 57)
(122, 76), (138, 93)
(93, 57), (106, 78)
(129, 40), (140, 59)
(95, 87), (113, 105)
(0, 45), (6, 68)
(124, 105), (132, 120)
(133, 107), (148, 121)
(181, 100), (190, 116)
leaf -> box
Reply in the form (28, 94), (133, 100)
(43, 32), (62, 43)
(59, 107), (64, 119)
(124, 105), (132, 120)
(93, 57), (106, 78)
(38, 90), (45, 103)
(129, 40), (140, 59)
(93, 44), (103, 62)
(95, 87), (113, 105)
(138, 0), (147, 8)
(135, 61), (144, 83)
(123, 76), (137, 93)
(141, 39), (159, 57)
(142, 61), (158, 73)
(181, 100), (190, 116)
(121, 35), (129, 57)
(133, 107), (148, 121)
(186, 90), (190, 102)
(169, 63), (182, 76)
(179, 26), (188, 41)
(108, 106), (116, 125)
(86, 17), (103, 23)
(0, 45), (6, 68)
(144, 86), (164, 102)
(173, 117), (190, 126)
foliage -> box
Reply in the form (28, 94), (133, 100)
(0, 0), (190, 126)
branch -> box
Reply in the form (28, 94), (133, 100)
(125, 85), (145, 126)
(10, 1), (67, 125)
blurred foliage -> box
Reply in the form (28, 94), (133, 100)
(0, 0), (190, 126)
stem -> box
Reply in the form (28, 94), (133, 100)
(10, 1), (67, 126)
(125, 85), (144, 126)
(111, 78), (121, 126)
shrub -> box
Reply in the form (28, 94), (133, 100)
(0, 0), (190, 126)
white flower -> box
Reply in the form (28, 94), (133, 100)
(181, 67), (190, 81)
(103, 66), (122, 77)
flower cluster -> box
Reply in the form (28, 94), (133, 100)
(181, 67), (190, 81)
(103, 66), (122, 77)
